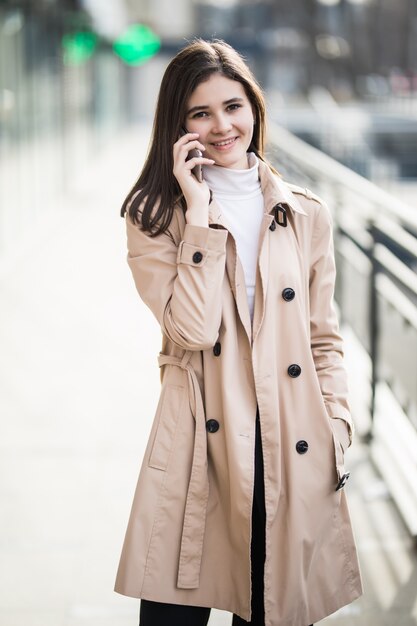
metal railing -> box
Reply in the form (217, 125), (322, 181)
(268, 123), (417, 538)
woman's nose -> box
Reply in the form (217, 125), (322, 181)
(212, 115), (232, 134)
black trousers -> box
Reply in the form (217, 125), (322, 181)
(139, 409), (314, 626)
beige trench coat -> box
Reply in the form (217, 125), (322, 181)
(114, 159), (363, 625)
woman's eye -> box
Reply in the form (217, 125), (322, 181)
(227, 103), (242, 111)
(192, 111), (208, 119)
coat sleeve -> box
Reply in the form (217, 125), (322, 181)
(125, 212), (228, 351)
(309, 199), (354, 449)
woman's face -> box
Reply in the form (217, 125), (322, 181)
(184, 73), (255, 170)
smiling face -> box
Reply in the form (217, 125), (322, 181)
(184, 73), (255, 170)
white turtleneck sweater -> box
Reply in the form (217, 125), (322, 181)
(202, 153), (264, 322)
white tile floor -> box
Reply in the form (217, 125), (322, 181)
(1, 124), (416, 626)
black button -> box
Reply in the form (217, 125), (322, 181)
(206, 419), (219, 433)
(336, 472), (350, 491)
(213, 342), (221, 357)
(269, 220), (276, 231)
(192, 251), (203, 263)
(282, 287), (295, 302)
(288, 363), (301, 378)
(296, 440), (309, 454)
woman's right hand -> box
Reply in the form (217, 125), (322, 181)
(173, 132), (215, 226)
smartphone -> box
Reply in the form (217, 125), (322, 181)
(180, 127), (203, 183)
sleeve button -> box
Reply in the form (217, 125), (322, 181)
(213, 342), (221, 357)
(192, 251), (203, 263)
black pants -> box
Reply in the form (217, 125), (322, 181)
(140, 410), (313, 626)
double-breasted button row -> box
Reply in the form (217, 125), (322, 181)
(192, 251), (203, 263)
(288, 363), (301, 378)
(206, 419), (220, 433)
(296, 440), (309, 454)
(282, 287), (295, 302)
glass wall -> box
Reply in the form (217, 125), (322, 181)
(0, 2), (126, 258)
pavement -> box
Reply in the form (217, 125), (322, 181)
(0, 123), (416, 626)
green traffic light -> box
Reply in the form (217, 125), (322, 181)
(113, 23), (161, 66)
(62, 31), (98, 66)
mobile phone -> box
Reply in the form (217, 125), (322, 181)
(180, 127), (203, 183)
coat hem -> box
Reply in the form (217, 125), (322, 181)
(114, 586), (363, 626)
(114, 587), (246, 620)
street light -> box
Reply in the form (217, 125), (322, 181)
(113, 24), (161, 66)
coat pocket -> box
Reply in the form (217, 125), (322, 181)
(329, 419), (350, 491)
(148, 384), (184, 471)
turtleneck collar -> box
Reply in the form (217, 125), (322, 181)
(202, 152), (261, 199)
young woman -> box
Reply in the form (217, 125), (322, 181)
(114, 39), (363, 626)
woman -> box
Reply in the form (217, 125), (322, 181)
(114, 38), (363, 626)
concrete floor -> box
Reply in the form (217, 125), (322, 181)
(1, 124), (416, 626)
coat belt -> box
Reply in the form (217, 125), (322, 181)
(157, 350), (209, 589)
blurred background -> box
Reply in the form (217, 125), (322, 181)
(1, 1), (416, 625)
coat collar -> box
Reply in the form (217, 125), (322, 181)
(208, 156), (308, 226)
(257, 158), (308, 217)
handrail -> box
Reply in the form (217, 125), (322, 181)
(374, 244), (417, 296)
(377, 274), (417, 329)
(268, 123), (417, 233)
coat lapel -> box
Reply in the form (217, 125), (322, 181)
(209, 198), (252, 345)
(253, 161), (309, 344)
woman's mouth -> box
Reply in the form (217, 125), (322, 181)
(210, 137), (238, 151)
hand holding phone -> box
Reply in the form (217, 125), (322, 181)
(180, 127), (204, 183)
(173, 130), (214, 225)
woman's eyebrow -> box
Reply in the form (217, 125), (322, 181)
(187, 97), (244, 115)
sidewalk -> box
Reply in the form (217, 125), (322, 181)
(0, 124), (416, 626)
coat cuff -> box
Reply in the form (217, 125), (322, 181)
(176, 225), (228, 265)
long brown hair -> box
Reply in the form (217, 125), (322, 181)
(121, 38), (270, 236)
